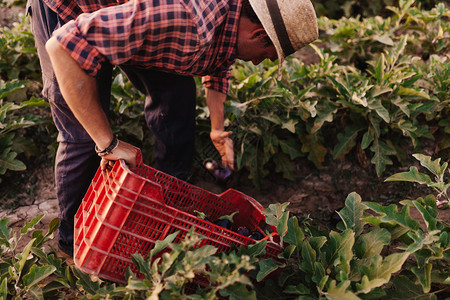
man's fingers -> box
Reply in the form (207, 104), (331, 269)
(224, 138), (234, 169)
(127, 156), (137, 171)
(100, 158), (109, 171)
(220, 131), (232, 138)
(100, 158), (115, 171)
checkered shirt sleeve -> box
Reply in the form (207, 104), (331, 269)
(52, 0), (240, 94)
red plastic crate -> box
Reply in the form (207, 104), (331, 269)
(74, 151), (281, 283)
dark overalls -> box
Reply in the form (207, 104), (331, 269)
(27, 0), (197, 255)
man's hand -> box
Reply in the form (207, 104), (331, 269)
(210, 130), (234, 170)
(100, 140), (139, 171)
(205, 88), (234, 170)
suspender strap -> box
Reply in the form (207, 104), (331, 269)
(265, 0), (295, 56)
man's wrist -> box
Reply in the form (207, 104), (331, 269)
(95, 136), (119, 156)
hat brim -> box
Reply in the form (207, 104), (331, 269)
(248, 0), (319, 79)
(248, 0), (285, 78)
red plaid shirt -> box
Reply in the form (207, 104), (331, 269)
(48, 0), (241, 94)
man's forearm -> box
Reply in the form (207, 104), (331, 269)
(205, 88), (227, 132)
(45, 37), (114, 149)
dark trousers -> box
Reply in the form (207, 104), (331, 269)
(27, 0), (196, 255)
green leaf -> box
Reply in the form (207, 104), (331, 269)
(374, 34), (394, 46)
(72, 266), (100, 295)
(256, 258), (279, 282)
(0, 147), (26, 175)
(277, 209), (289, 240)
(261, 114), (282, 126)
(336, 192), (365, 237)
(412, 153), (447, 180)
(126, 278), (150, 291)
(333, 127), (361, 159)
(300, 135), (327, 169)
(356, 275), (387, 295)
(438, 231), (448, 248)
(262, 203), (290, 227)
(47, 218), (60, 236)
(411, 263), (432, 293)
(370, 139), (395, 176)
(355, 228), (391, 259)
(284, 217), (305, 251)
(326, 280), (359, 300)
(0, 80), (27, 99)
(311, 102), (338, 133)
(279, 244), (295, 260)
(371, 85), (393, 98)
(220, 284), (257, 300)
(42, 280), (72, 294)
(359, 253), (409, 286)
(284, 283), (310, 295)
(385, 275), (437, 300)
(361, 129), (374, 150)
(328, 230), (354, 274)
(263, 133), (279, 155)
(312, 262), (326, 286)
(0, 219), (11, 246)
(22, 265), (56, 288)
(273, 154), (295, 181)
(299, 240), (316, 274)
(389, 35), (408, 66)
(281, 119), (298, 134)
(405, 228), (441, 253)
(278, 269), (295, 287)
(279, 139), (301, 160)
(368, 98), (390, 123)
(191, 244), (217, 260)
(26, 285), (43, 300)
(0, 278), (7, 300)
(397, 86), (430, 100)
(150, 231), (179, 258)
(374, 53), (386, 84)
(20, 215), (44, 235)
(385, 166), (432, 185)
(391, 97), (411, 117)
(239, 240), (267, 258)
(309, 236), (327, 252)
(18, 238), (35, 274)
(363, 202), (420, 230)
(327, 76), (351, 99)
(412, 201), (437, 231)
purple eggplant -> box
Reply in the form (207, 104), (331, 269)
(204, 159), (233, 182)
(214, 211), (238, 230)
(248, 231), (264, 240)
(236, 226), (250, 237)
(215, 219), (232, 229)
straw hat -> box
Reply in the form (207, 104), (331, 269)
(248, 0), (318, 77)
